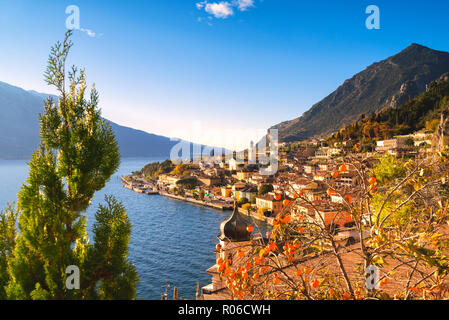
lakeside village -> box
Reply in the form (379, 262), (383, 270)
(122, 130), (432, 236)
(123, 129), (439, 299)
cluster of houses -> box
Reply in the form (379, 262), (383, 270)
(119, 128), (439, 299)
(199, 131), (435, 299)
(140, 130), (433, 230)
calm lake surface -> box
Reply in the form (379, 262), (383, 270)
(0, 158), (230, 300)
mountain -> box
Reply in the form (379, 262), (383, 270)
(326, 73), (449, 150)
(272, 44), (449, 142)
(0, 81), (208, 160)
(0, 82), (43, 159)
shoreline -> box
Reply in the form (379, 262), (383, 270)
(158, 191), (234, 211)
(121, 175), (274, 225)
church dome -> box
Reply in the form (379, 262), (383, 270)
(218, 206), (252, 242)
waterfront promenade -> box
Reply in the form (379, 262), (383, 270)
(121, 175), (274, 225)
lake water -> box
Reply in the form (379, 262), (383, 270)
(0, 158), (230, 300)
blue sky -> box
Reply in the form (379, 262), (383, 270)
(1, 0), (449, 149)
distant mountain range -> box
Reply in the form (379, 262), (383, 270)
(272, 44), (449, 142)
(5, 43), (448, 159)
(0, 81), (215, 160)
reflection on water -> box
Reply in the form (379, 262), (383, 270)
(0, 158), (232, 299)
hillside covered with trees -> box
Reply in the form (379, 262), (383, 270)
(326, 74), (449, 151)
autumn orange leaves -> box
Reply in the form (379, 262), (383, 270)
(283, 240), (300, 262)
(271, 214), (292, 228)
(369, 175), (378, 194)
(331, 164), (347, 179)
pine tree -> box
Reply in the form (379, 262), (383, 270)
(0, 204), (18, 299)
(0, 31), (138, 300)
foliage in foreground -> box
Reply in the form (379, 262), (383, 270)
(0, 32), (138, 300)
(216, 127), (449, 300)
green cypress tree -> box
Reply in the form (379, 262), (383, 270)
(0, 31), (138, 300)
(0, 204), (18, 299)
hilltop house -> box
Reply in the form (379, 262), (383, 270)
(376, 137), (414, 157)
(315, 147), (343, 159)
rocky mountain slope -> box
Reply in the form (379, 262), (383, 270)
(272, 44), (449, 142)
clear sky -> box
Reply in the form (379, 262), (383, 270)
(1, 0), (449, 150)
